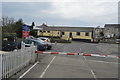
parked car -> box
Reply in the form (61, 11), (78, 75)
(116, 39), (120, 44)
(28, 36), (36, 39)
(23, 39), (47, 51)
(2, 35), (21, 51)
(37, 37), (52, 50)
(2, 40), (17, 51)
(38, 37), (51, 42)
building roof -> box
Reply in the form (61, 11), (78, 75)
(37, 26), (94, 32)
(104, 24), (120, 28)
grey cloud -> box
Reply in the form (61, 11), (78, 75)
(2, 2), (53, 16)
(2, 2), (118, 27)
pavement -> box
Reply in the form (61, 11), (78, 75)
(11, 41), (119, 79)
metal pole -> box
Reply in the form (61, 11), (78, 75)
(0, 54), (2, 80)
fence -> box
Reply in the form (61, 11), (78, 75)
(0, 43), (37, 80)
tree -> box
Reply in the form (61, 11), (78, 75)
(29, 22), (35, 30)
(15, 19), (24, 38)
(2, 17), (25, 38)
(29, 29), (37, 37)
(1, 16), (14, 26)
(41, 23), (47, 27)
(99, 31), (104, 37)
(2, 16), (16, 35)
(32, 22), (35, 26)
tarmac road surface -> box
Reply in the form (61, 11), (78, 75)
(11, 41), (119, 79)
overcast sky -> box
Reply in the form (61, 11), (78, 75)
(2, 0), (120, 27)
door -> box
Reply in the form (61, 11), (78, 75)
(69, 32), (72, 38)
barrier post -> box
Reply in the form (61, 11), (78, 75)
(55, 41), (57, 45)
(0, 54), (2, 80)
(21, 41), (25, 49)
(79, 48), (84, 55)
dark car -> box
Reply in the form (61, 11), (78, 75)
(2, 39), (22, 51)
(23, 39), (47, 51)
(2, 35), (20, 51)
(2, 40), (17, 51)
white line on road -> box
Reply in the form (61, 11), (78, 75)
(18, 61), (39, 79)
(88, 60), (119, 64)
(83, 56), (97, 80)
(90, 69), (97, 79)
(40, 56), (56, 78)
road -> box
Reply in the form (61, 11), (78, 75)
(11, 41), (119, 79)
(51, 41), (118, 56)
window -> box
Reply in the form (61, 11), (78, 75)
(23, 39), (29, 44)
(41, 39), (46, 41)
(39, 30), (42, 32)
(47, 31), (50, 33)
(85, 32), (89, 36)
(33, 41), (37, 45)
(43, 31), (46, 32)
(76, 32), (80, 35)
(69, 32), (72, 38)
(62, 32), (64, 35)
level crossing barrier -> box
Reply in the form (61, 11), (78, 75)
(35, 51), (120, 59)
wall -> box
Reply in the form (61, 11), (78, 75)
(37, 30), (93, 40)
(37, 30), (60, 37)
(61, 32), (70, 40)
(72, 32), (92, 40)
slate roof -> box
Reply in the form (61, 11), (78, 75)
(37, 26), (94, 32)
(104, 24), (120, 28)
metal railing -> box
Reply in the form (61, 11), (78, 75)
(0, 42), (37, 80)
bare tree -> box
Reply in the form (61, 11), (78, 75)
(1, 16), (14, 26)
(0, 17), (2, 27)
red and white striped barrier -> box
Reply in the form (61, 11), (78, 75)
(35, 51), (79, 55)
(35, 51), (120, 59)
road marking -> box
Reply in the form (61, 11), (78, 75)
(18, 61), (39, 79)
(88, 60), (119, 64)
(40, 56), (56, 78)
(83, 56), (97, 80)
(83, 56), (87, 61)
(90, 69), (97, 79)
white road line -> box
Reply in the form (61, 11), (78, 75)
(18, 61), (39, 79)
(83, 56), (87, 61)
(40, 56), (56, 78)
(83, 56), (97, 80)
(88, 60), (119, 64)
(90, 69), (97, 79)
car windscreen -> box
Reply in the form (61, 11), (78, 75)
(41, 39), (46, 41)
(36, 40), (46, 44)
(23, 39), (29, 44)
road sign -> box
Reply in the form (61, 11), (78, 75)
(22, 25), (29, 31)
(22, 25), (29, 38)
(22, 31), (29, 37)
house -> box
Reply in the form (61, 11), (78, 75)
(93, 26), (104, 40)
(104, 24), (120, 39)
(37, 24), (95, 42)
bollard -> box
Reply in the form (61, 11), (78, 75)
(55, 41), (57, 45)
(21, 41), (25, 49)
(80, 48), (83, 53)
